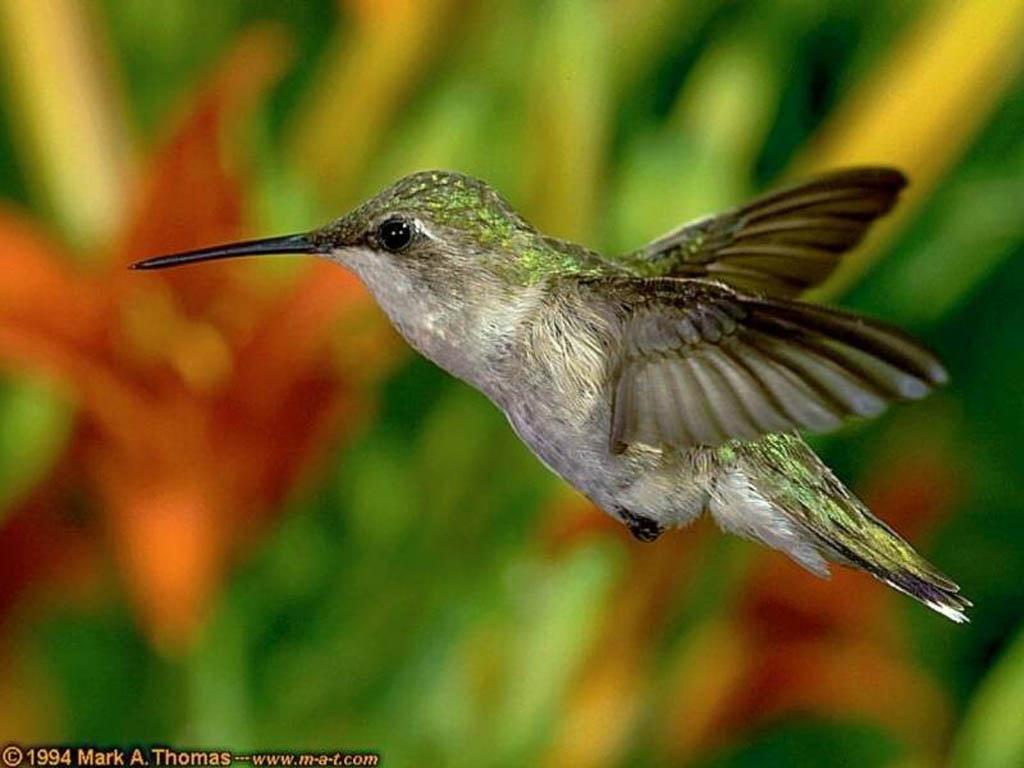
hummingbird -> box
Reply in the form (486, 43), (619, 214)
(133, 167), (969, 622)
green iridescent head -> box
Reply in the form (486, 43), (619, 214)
(315, 170), (532, 253)
(131, 169), (596, 286)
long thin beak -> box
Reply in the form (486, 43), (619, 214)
(129, 233), (320, 270)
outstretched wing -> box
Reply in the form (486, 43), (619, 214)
(600, 277), (946, 451)
(622, 167), (907, 298)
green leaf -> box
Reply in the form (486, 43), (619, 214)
(697, 718), (902, 768)
(0, 374), (72, 521)
(951, 621), (1024, 768)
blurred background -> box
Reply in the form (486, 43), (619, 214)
(0, 1), (1022, 766)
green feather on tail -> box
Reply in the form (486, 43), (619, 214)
(720, 433), (970, 623)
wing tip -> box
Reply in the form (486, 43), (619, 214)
(927, 359), (950, 387)
(812, 165), (909, 190)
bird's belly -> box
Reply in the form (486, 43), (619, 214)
(501, 388), (609, 490)
(500, 383), (710, 527)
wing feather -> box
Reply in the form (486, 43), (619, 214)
(705, 347), (793, 434)
(604, 277), (945, 450)
(621, 167), (908, 298)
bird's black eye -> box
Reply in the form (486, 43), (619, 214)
(376, 217), (415, 252)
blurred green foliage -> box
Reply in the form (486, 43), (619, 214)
(1, 2), (1023, 767)
(0, 378), (71, 520)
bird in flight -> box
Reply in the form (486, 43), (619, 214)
(134, 167), (969, 622)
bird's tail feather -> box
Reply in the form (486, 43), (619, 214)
(710, 433), (970, 623)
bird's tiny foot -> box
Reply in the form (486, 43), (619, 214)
(619, 509), (664, 542)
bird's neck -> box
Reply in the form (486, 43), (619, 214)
(346, 249), (546, 391)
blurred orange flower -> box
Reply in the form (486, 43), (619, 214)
(0, 30), (396, 653)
